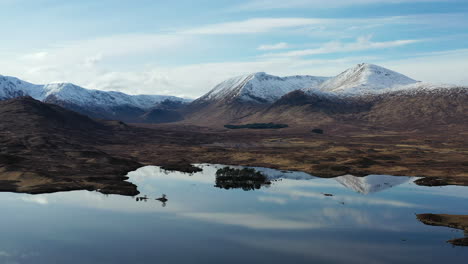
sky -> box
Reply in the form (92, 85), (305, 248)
(1, 0), (468, 98)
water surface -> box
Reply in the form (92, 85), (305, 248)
(0, 164), (467, 263)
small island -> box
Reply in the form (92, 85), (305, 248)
(224, 123), (289, 130)
(215, 167), (272, 191)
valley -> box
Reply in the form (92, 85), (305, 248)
(0, 96), (466, 196)
(0, 63), (466, 196)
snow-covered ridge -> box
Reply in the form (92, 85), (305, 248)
(311, 63), (419, 95)
(300, 63), (463, 97)
(198, 63), (462, 104)
(198, 72), (329, 103)
(0, 75), (189, 109)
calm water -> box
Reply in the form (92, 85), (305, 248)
(0, 164), (467, 264)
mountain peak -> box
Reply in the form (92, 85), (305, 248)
(253, 71), (267, 77)
(196, 72), (329, 104)
(351, 63), (399, 74)
(317, 63), (418, 95)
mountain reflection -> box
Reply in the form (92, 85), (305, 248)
(334, 174), (413, 194)
(1, 164), (468, 263)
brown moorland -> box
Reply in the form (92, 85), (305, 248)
(0, 97), (467, 196)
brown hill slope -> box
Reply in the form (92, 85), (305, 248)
(234, 88), (468, 130)
(0, 97), (141, 195)
(361, 88), (468, 128)
(181, 98), (266, 126)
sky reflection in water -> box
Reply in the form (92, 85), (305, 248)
(0, 164), (467, 264)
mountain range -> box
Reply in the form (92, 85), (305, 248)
(1, 63), (466, 130)
(0, 75), (190, 123)
(183, 63), (467, 129)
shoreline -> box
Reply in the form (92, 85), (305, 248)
(1, 121), (467, 196)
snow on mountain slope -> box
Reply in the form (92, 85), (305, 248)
(198, 72), (329, 104)
(0, 75), (188, 110)
(313, 63), (419, 95)
(334, 174), (413, 194)
(41, 83), (187, 109)
(0, 75), (44, 99)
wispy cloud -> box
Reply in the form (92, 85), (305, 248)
(179, 14), (467, 36)
(262, 36), (422, 58)
(258, 196), (288, 204)
(182, 18), (334, 34)
(257, 42), (289, 51)
(181, 212), (323, 229)
(1, 7), (467, 98)
(235, 0), (456, 10)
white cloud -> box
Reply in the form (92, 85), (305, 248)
(1, 13), (467, 98)
(236, 0), (456, 10)
(381, 48), (468, 85)
(83, 53), (103, 68)
(176, 14), (468, 38)
(263, 36), (422, 57)
(257, 42), (289, 50)
(21, 51), (48, 61)
(4, 45), (468, 99)
(182, 18), (334, 34)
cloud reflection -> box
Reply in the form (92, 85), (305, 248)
(181, 212), (323, 230)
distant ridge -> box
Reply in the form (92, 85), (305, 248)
(183, 63), (467, 129)
(2, 63), (466, 127)
(0, 75), (190, 122)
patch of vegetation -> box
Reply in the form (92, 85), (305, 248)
(311, 128), (324, 134)
(215, 167), (271, 191)
(224, 123), (288, 130)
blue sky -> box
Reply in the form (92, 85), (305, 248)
(1, 0), (467, 97)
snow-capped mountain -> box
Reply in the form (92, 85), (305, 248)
(197, 72), (329, 104)
(0, 75), (190, 122)
(309, 63), (419, 95)
(0, 75), (188, 109)
(334, 174), (413, 194)
(0, 75), (43, 100)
